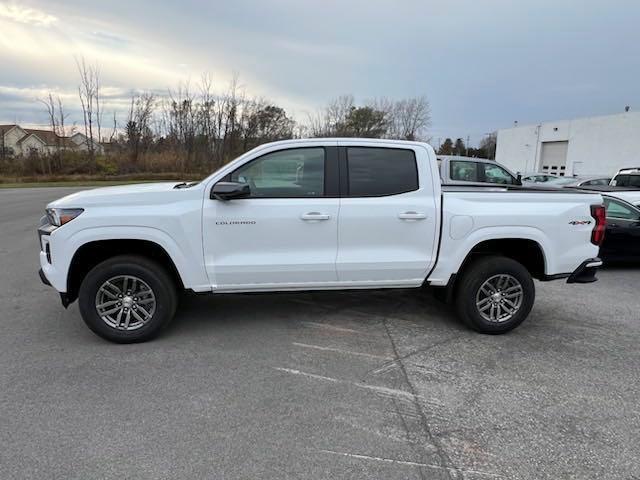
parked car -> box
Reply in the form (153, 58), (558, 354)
(567, 185), (640, 208)
(556, 176), (612, 188)
(438, 156), (521, 186)
(610, 167), (640, 187)
(39, 138), (604, 343)
(607, 190), (640, 208)
(521, 173), (561, 185)
(600, 195), (640, 262)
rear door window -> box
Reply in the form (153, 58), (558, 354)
(346, 147), (418, 197)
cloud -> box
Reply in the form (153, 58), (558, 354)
(1, 0), (639, 144)
(0, 2), (57, 26)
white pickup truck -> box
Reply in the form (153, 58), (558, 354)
(38, 139), (605, 343)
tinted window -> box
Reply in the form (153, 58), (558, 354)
(347, 147), (418, 196)
(482, 164), (516, 185)
(614, 174), (640, 187)
(231, 147), (325, 197)
(450, 161), (479, 182)
(604, 198), (640, 221)
(581, 178), (610, 186)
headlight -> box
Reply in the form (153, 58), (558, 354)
(46, 208), (84, 227)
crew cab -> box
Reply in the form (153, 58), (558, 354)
(38, 139), (605, 343)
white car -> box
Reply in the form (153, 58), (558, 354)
(521, 173), (562, 185)
(38, 139), (605, 342)
(610, 167), (640, 187)
(555, 176), (612, 188)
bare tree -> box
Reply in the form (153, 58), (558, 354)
(164, 81), (198, 171)
(76, 56), (102, 167)
(57, 96), (67, 138)
(391, 96), (431, 141)
(309, 95), (429, 140)
(198, 72), (217, 162)
(126, 92), (156, 165)
(371, 96), (431, 140)
(38, 92), (65, 175)
(109, 111), (118, 143)
(480, 132), (497, 159)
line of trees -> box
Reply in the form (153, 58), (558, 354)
(437, 134), (496, 159)
(2, 59), (436, 177)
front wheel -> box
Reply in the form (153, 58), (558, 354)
(454, 256), (535, 334)
(78, 255), (178, 343)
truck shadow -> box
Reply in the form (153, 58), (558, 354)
(164, 288), (463, 338)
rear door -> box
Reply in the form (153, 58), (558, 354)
(336, 143), (439, 285)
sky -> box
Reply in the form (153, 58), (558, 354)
(0, 0), (639, 146)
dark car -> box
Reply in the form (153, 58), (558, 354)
(600, 195), (640, 262)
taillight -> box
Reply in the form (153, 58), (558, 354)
(590, 204), (606, 246)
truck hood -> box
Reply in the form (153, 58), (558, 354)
(48, 182), (200, 208)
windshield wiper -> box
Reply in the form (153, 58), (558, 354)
(173, 182), (199, 189)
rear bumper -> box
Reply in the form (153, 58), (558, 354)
(567, 258), (602, 284)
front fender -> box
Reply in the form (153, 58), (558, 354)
(48, 226), (210, 293)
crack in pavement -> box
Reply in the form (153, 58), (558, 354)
(380, 314), (464, 480)
(365, 334), (461, 378)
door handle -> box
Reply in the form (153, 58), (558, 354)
(398, 211), (426, 220)
(301, 212), (331, 221)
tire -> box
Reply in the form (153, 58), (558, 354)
(454, 256), (535, 334)
(78, 255), (178, 343)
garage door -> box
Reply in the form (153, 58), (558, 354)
(540, 141), (568, 176)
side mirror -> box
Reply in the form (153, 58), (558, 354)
(516, 173), (523, 186)
(211, 181), (250, 200)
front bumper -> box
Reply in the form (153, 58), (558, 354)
(567, 258), (602, 284)
(37, 219), (68, 296)
(38, 265), (72, 308)
(38, 267), (51, 286)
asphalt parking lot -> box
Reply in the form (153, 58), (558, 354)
(1, 187), (639, 480)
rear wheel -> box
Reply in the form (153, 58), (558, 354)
(78, 255), (177, 343)
(454, 256), (535, 334)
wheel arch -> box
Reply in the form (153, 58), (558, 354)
(457, 238), (547, 280)
(66, 239), (185, 304)
(435, 237), (547, 304)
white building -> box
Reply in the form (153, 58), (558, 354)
(495, 111), (640, 177)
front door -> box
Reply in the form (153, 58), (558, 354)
(336, 144), (439, 285)
(203, 146), (339, 290)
